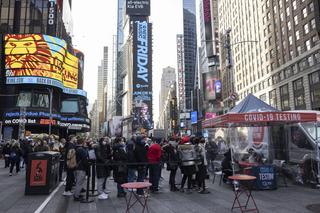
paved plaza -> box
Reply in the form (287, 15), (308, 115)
(0, 160), (320, 213)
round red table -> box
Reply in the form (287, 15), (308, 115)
(121, 182), (152, 213)
(229, 175), (259, 213)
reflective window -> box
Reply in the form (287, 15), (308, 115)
(16, 91), (32, 107)
(32, 92), (49, 108)
(61, 99), (79, 113)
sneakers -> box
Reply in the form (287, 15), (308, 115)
(98, 193), (109, 200)
(63, 191), (73, 196)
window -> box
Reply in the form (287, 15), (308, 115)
(309, 71), (320, 110)
(16, 92), (32, 107)
(289, 36), (293, 45)
(304, 23), (309, 34)
(311, 19), (316, 29)
(269, 89), (277, 108)
(305, 40), (311, 50)
(290, 50), (294, 59)
(310, 71), (320, 85)
(294, 15), (298, 25)
(308, 56), (314, 66)
(61, 99), (79, 113)
(293, 0), (297, 10)
(32, 92), (49, 108)
(260, 94), (267, 102)
(312, 35), (319, 45)
(293, 78), (306, 109)
(280, 84), (290, 110)
(309, 2), (314, 12)
(302, 7), (308, 18)
(296, 30), (300, 40)
(291, 126), (313, 150)
(267, 12), (271, 20)
(287, 21), (291, 31)
(280, 13), (284, 21)
(285, 68), (292, 78)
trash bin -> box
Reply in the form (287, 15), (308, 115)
(25, 151), (60, 195)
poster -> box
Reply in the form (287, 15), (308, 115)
(30, 160), (47, 186)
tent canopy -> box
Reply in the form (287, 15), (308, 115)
(203, 94), (319, 128)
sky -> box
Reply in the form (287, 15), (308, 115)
(72, 0), (199, 123)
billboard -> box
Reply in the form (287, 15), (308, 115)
(191, 111), (198, 124)
(5, 34), (81, 92)
(132, 18), (153, 131)
(47, 0), (57, 35)
(203, 72), (222, 100)
(126, 0), (150, 16)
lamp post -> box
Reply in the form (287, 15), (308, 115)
(46, 88), (53, 136)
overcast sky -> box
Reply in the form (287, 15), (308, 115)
(72, 0), (199, 122)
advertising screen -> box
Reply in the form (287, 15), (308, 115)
(132, 17), (153, 131)
(191, 111), (198, 124)
(203, 72), (222, 100)
(126, 0), (150, 16)
(4, 34), (82, 94)
(203, 0), (213, 57)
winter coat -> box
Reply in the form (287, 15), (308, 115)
(2, 144), (11, 156)
(64, 142), (75, 168)
(205, 141), (218, 161)
(9, 146), (22, 162)
(94, 143), (112, 178)
(134, 141), (148, 171)
(163, 144), (179, 170)
(147, 143), (162, 163)
(112, 144), (128, 184)
(126, 143), (136, 169)
(75, 145), (89, 171)
(178, 143), (196, 166)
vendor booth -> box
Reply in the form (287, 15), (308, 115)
(203, 94), (320, 189)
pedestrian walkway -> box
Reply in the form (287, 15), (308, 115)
(0, 159), (320, 213)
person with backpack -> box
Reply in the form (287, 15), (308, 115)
(9, 141), (23, 176)
(73, 137), (89, 201)
(94, 137), (112, 200)
(62, 136), (76, 196)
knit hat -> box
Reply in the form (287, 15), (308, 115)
(181, 136), (190, 144)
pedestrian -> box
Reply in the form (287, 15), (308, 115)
(58, 138), (66, 182)
(94, 137), (112, 200)
(73, 138), (89, 201)
(112, 137), (128, 198)
(163, 137), (179, 191)
(127, 136), (137, 182)
(62, 136), (76, 196)
(205, 138), (219, 172)
(178, 136), (196, 194)
(195, 138), (210, 194)
(134, 136), (148, 195)
(147, 141), (162, 193)
(9, 141), (23, 176)
(34, 139), (49, 152)
(2, 142), (11, 168)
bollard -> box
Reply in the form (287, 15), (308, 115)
(90, 160), (99, 197)
(80, 162), (94, 203)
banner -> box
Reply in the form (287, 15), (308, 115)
(5, 34), (79, 89)
(132, 18), (153, 131)
(203, 0), (213, 58)
(47, 0), (57, 35)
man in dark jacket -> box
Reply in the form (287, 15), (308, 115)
(94, 137), (112, 200)
(134, 136), (148, 195)
(126, 136), (137, 182)
(74, 138), (88, 201)
(62, 136), (76, 196)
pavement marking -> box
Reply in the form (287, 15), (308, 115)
(34, 181), (64, 213)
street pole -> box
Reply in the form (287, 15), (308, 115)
(47, 88), (53, 136)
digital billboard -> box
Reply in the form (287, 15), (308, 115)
(4, 34), (82, 94)
(126, 0), (150, 16)
(203, 72), (222, 100)
(132, 17), (153, 131)
(191, 111), (198, 124)
(203, 0), (214, 58)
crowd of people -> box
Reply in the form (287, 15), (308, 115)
(1, 134), (230, 202)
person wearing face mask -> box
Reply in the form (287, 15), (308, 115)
(163, 137), (179, 191)
(94, 137), (112, 200)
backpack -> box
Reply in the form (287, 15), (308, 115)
(66, 148), (77, 169)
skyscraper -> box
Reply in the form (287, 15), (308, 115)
(159, 66), (176, 116)
(218, 0), (320, 111)
(183, 0), (198, 110)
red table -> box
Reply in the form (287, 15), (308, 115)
(121, 182), (152, 213)
(229, 175), (259, 213)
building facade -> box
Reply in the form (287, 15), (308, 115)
(0, 0), (90, 140)
(159, 66), (176, 117)
(183, 0), (198, 110)
(218, 0), (320, 112)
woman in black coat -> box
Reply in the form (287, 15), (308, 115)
(9, 141), (23, 176)
(112, 138), (128, 197)
(2, 143), (11, 168)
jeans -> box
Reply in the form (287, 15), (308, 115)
(127, 168), (137, 182)
(65, 169), (75, 192)
(74, 170), (86, 198)
(169, 169), (177, 188)
(181, 174), (192, 189)
(10, 159), (20, 173)
(137, 166), (146, 195)
(97, 178), (105, 194)
(149, 163), (161, 191)
(4, 157), (10, 168)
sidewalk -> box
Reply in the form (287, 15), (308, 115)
(0, 159), (319, 213)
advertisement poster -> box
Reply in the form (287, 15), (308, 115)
(30, 160), (47, 186)
(126, 0), (150, 16)
(202, 0), (213, 57)
(247, 127), (269, 159)
(109, 116), (123, 137)
(132, 17), (153, 131)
